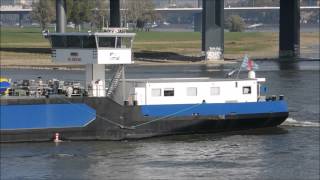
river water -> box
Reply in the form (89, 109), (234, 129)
(1, 59), (319, 180)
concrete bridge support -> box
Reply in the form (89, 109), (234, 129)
(202, 0), (224, 60)
(18, 12), (23, 28)
(110, 0), (120, 27)
(193, 13), (202, 32)
(56, 0), (66, 33)
(279, 0), (300, 57)
(56, 0), (120, 31)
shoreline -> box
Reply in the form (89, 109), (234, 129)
(1, 29), (318, 70)
(1, 57), (319, 70)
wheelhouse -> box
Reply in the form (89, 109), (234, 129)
(47, 32), (135, 64)
(45, 30), (136, 97)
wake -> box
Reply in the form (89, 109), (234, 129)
(282, 118), (320, 127)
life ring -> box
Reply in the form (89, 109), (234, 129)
(0, 77), (10, 95)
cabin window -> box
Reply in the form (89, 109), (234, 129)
(243, 86), (251, 94)
(164, 88), (174, 96)
(98, 37), (116, 48)
(187, 87), (197, 96)
(120, 37), (132, 48)
(51, 35), (66, 48)
(66, 36), (81, 48)
(151, 88), (161, 97)
(115, 37), (121, 48)
(51, 35), (97, 49)
(210, 87), (220, 96)
(82, 36), (96, 48)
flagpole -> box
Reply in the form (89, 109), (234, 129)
(236, 54), (247, 79)
(236, 64), (242, 79)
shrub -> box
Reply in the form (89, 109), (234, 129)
(226, 15), (245, 32)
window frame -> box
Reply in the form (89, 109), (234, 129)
(242, 86), (252, 94)
(164, 88), (174, 97)
(98, 37), (116, 48)
(151, 88), (161, 97)
(210, 87), (220, 96)
(187, 87), (197, 96)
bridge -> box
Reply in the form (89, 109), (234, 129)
(158, 2), (319, 58)
(0, 5), (32, 27)
(0, 6), (32, 12)
(2, 5), (319, 14)
(2, 1), (319, 58)
(2, 5), (319, 13)
(155, 6), (320, 12)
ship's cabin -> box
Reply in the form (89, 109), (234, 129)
(110, 77), (267, 105)
(44, 30), (136, 97)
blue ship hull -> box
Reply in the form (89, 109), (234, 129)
(0, 97), (288, 142)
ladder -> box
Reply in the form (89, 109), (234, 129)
(106, 65), (123, 98)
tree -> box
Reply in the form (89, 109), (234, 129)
(125, 0), (157, 30)
(68, 0), (94, 31)
(226, 15), (245, 32)
(91, 0), (109, 30)
(31, 0), (55, 30)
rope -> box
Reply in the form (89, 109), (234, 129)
(55, 96), (127, 129)
(54, 96), (203, 130)
(131, 103), (203, 129)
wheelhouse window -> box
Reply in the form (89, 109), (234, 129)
(66, 36), (81, 48)
(51, 35), (65, 48)
(243, 86), (251, 94)
(210, 87), (220, 96)
(119, 37), (132, 48)
(51, 35), (97, 48)
(151, 88), (161, 97)
(187, 87), (197, 96)
(82, 36), (96, 48)
(164, 88), (174, 97)
(98, 37), (116, 48)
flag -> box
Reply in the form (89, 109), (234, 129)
(240, 55), (249, 68)
(240, 55), (259, 70)
(252, 61), (259, 70)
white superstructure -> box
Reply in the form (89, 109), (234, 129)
(125, 77), (266, 105)
(46, 30), (266, 105)
(47, 30), (135, 97)
(49, 32), (135, 65)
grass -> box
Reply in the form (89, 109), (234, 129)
(0, 27), (319, 66)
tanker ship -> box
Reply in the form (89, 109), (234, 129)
(0, 29), (288, 142)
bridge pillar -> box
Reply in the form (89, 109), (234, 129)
(56, 0), (66, 32)
(18, 12), (23, 28)
(197, 0), (202, 7)
(202, 0), (224, 60)
(194, 13), (202, 32)
(110, 0), (120, 27)
(279, 0), (300, 57)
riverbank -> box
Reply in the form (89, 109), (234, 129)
(1, 27), (319, 68)
(0, 59), (236, 70)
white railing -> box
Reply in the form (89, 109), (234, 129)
(155, 6), (320, 12)
(0, 5), (32, 11)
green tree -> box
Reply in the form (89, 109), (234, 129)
(226, 15), (245, 32)
(31, 0), (55, 30)
(125, 0), (157, 30)
(91, 0), (109, 30)
(68, 0), (94, 31)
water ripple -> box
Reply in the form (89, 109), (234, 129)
(282, 118), (320, 127)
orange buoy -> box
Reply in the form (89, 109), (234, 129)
(53, 133), (62, 143)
